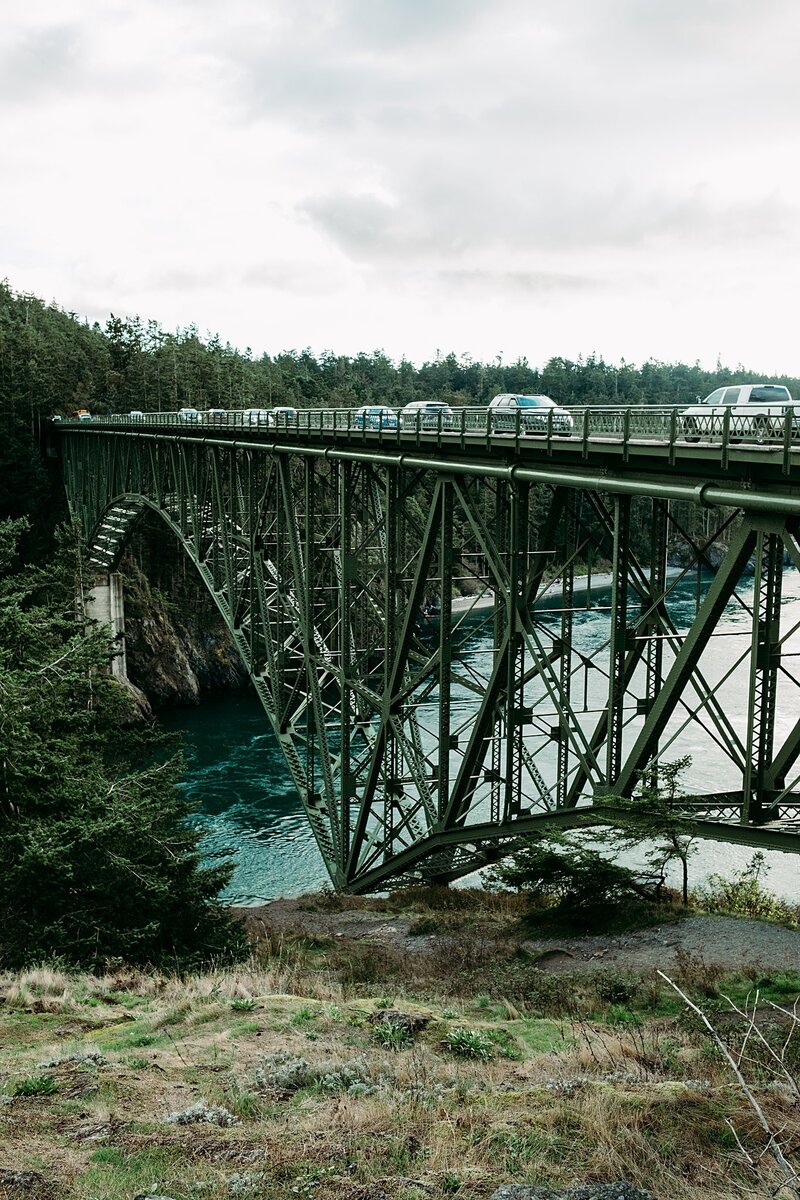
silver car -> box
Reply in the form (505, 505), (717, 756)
(399, 401), (454, 430)
(489, 394), (573, 436)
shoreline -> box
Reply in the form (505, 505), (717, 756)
(449, 565), (686, 614)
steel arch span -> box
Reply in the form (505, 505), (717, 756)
(57, 421), (800, 891)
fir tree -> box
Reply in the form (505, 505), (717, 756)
(0, 519), (245, 969)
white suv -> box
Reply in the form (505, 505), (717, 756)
(489, 394), (573, 436)
(682, 384), (795, 441)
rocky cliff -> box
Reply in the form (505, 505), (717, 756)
(119, 529), (250, 708)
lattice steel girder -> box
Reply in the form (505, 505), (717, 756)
(57, 427), (800, 892)
(742, 525), (785, 823)
(564, 491), (747, 803)
(613, 519), (758, 797)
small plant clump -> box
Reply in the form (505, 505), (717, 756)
(165, 1100), (238, 1126)
(443, 1026), (495, 1060)
(371, 1022), (413, 1050)
(252, 1050), (382, 1097)
(12, 1075), (58, 1097)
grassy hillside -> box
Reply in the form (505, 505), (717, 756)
(2, 891), (799, 1200)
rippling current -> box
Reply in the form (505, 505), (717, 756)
(160, 569), (800, 905)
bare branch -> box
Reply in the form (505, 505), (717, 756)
(658, 971), (800, 1196)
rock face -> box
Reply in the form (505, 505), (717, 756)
(120, 545), (250, 708)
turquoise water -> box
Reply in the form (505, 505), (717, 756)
(159, 692), (329, 904)
(161, 570), (800, 904)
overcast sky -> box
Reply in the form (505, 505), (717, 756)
(3, 0), (799, 372)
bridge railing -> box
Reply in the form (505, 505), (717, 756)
(55, 403), (800, 461)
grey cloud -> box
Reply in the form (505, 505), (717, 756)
(539, 0), (797, 63)
(300, 182), (796, 264)
(213, 0), (494, 127)
(241, 261), (344, 295)
(334, 0), (488, 47)
(232, 54), (372, 130)
(438, 268), (600, 294)
(0, 24), (82, 102)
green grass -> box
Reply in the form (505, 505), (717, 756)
(73, 1147), (188, 1200)
(13, 1074), (59, 1097)
(511, 1018), (566, 1054)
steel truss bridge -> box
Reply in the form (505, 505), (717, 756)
(55, 406), (800, 892)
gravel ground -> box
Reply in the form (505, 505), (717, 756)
(245, 900), (800, 975)
(518, 913), (800, 974)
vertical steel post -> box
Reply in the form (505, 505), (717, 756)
(743, 528), (784, 823)
(606, 494), (631, 787)
(339, 460), (353, 857)
(644, 498), (669, 787)
(383, 466), (400, 856)
(504, 481), (529, 817)
(491, 483), (508, 824)
(438, 481), (454, 820)
(556, 493), (576, 808)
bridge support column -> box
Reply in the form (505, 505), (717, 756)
(85, 572), (128, 681)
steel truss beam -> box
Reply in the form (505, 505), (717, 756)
(58, 428), (800, 891)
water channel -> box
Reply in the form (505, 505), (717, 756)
(160, 570), (800, 906)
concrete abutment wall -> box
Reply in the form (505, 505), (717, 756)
(85, 572), (127, 681)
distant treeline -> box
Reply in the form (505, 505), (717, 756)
(4, 279), (799, 421)
(3, 276), (799, 529)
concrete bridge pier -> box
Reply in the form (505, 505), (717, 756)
(85, 572), (128, 681)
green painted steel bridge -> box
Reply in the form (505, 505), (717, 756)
(53, 406), (800, 891)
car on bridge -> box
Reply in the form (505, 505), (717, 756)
(177, 407), (200, 422)
(399, 400), (454, 430)
(129, 410), (144, 421)
(353, 405), (398, 430)
(489, 394), (574, 436)
(267, 407), (298, 427)
(681, 384), (795, 442)
(206, 408), (227, 423)
(241, 408), (272, 425)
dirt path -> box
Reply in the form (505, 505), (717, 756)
(243, 898), (800, 976)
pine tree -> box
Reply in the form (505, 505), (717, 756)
(0, 519), (245, 969)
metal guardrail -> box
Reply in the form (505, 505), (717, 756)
(55, 404), (800, 471)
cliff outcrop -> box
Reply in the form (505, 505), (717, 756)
(119, 540), (250, 708)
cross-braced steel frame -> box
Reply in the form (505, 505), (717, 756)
(58, 425), (800, 891)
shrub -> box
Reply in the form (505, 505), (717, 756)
(694, 853), (799, 926)
(443, 1026), (494, 1060)
(485, 833), (657, 934)
(13, 1074), (58, 1097)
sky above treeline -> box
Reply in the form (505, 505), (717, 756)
(3, 0), (799, 372)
